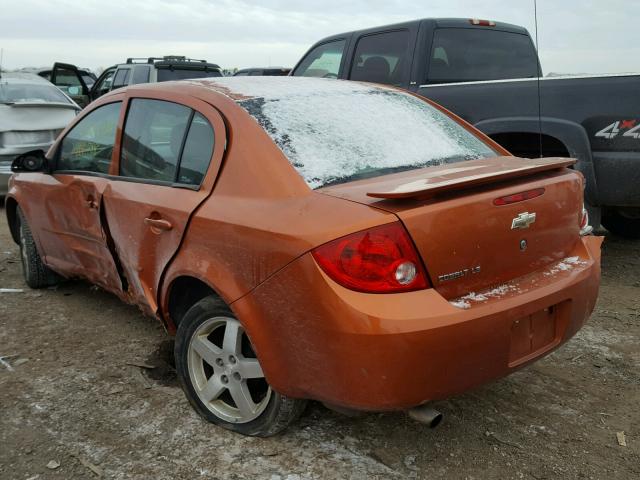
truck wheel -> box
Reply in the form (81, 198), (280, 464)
(602, 207), (640, 239)
(17, 207), (62, 288)
(175, 296), (306, 436)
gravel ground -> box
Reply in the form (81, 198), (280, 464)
(1, 203), (638, 480)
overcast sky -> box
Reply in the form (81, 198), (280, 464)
(1, 0), (639, 75)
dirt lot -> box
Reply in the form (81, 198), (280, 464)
(0, 204), (638, 480)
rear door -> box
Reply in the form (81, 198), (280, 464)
(102, 90), (226, 314)
(51, 62), (90, 107)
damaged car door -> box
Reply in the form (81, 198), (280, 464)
(33, 100), (124, 289)
(101, 93), (225, 315)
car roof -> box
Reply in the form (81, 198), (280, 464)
(118, 76), (406, 103)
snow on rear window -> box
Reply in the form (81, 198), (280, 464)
(207, 77), (496, 188)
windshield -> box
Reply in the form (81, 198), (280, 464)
(215, 77), (496, 188)
(0, 82), (72, 104)
(157, 68), (222, 82)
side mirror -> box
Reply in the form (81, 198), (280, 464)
(11, 150), (50, 173)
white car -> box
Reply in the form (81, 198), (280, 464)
(0, 72), (80, 196)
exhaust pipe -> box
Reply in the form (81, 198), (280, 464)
(407, 405), (443, 428)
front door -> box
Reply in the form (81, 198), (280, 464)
(102, 93), (226, 315)
(33, 100), (124, 290)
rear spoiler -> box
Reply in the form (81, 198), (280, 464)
(366, 157), (575, 199)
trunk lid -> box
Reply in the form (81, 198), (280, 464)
(320, 156), (583, 299)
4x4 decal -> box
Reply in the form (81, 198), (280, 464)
(595, 120), (640, 139)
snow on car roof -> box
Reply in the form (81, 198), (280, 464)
(189, 77), (496, 188)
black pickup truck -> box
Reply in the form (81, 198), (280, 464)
(292, 18), (640, 237)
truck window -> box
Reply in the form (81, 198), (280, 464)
(427, 29), (539, 84)
(349, 30), (410, 86)
(293, 40), (346, 78)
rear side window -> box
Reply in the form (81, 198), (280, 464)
(427, 29), (539, 84)
(349, 30), (410, 86)
(292, 40), (346, 78)
(131, 66), (151, 84)
(177, 113), (214, 185)
(156, 68), (222, 81)
(112, 69), (131, 89)
(120, 99), (192, 182)
(57, 102), (121, 173)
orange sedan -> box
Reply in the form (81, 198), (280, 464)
(5, 77), (602, 436)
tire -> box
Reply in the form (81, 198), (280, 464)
(17, 207), (61, 288)
(602, 207), (640, 239)
(175, 296), (306, 436)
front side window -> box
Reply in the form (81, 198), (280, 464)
(57, 102), (121, 173)
(94, 68), (115, 97)
(112, 69), (131, 89)
(292, 40), (346, 78)
(427, 29), (539, 84)
(349, 30), (410, 86)
(120, 99), (192, 182)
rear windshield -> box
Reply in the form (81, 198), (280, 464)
(219, 78), (496, 188)
(157, 68), (222, 82)
(427, 29), (539, 83)
(0, 82), (72, 104)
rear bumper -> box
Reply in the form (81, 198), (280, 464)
(233, 235), (603, 410)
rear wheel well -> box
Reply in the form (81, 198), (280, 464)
(490, 132), (570, 159)
(167, 276), (220, 329)
(5, 198), (20, 244)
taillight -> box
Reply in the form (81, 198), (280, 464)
(311, 222), (429, 293)
(493, 188), (545, 206)
(580, 205), (593, 236)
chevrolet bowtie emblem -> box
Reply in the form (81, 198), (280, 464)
(511, 212), (536, 230)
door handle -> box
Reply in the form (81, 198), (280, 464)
(85, 197), (98, 209)
(144, 217), (173, 231)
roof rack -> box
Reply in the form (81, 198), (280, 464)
(126, 56), (210, 65)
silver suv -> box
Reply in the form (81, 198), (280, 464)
(49, 56), (223, 107)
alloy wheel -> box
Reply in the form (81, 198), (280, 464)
(187, 317), (271, 423)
